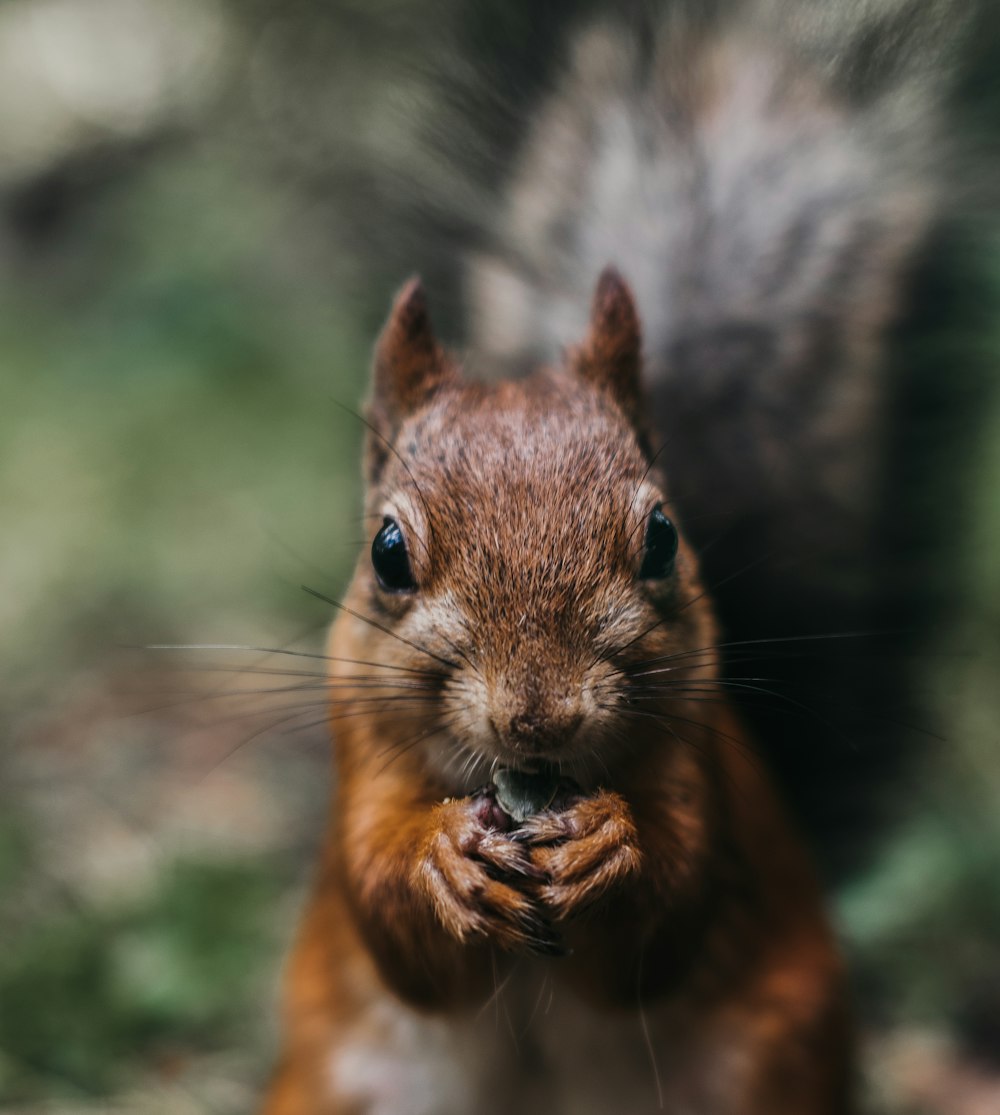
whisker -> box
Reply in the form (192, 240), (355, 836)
(139, 643), (445, 677)
(184, 694), (453, 734)
(195, 704), (334, 782)
(374, 714), (465, 778)
(600, 702), (708, 762)
(279, 715), (334, 738)
(603, 703), (762, 772)
(301, 585), (459, 671)
(622, 680), (944, 743)
(593, 553), (776, 670)
(127, 678), (446, 718)
(435, 630), (481, 678)
(621, 679), (836, 732)
(156, 663), (448, 688)
(624, 629), (896, 672)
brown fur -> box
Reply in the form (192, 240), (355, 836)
(261, 276), (850, 1114)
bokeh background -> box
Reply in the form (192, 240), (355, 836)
(2, 1), (1000, 1112)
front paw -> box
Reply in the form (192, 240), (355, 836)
(515, 790), (641, 921)
(414, 791), (562, 955)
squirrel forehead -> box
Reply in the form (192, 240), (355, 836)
(385, 378), (651, 510)
(373, 377), (658, 607)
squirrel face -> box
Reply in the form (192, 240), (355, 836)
(333, 269), (718, 788)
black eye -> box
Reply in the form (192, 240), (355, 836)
(639, 507), (678, 580)
(372, 517), (417, 591)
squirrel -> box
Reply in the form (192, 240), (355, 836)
(261, 1), (989, 1111)
(261, 270), (850, 1115)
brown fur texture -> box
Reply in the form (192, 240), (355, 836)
(261, 277), (850, 1114)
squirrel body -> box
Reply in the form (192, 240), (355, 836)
(262, 275), (849, 1113)
(260, 1), (983, 1108)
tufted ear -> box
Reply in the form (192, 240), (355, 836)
(366, 277), (457, 482)
(572, 266), (642, 419)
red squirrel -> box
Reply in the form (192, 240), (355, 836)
(253, 0), (995, 1106)
(261, 270), (850, 1114)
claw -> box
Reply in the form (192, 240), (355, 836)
(418, 794), (558, 954)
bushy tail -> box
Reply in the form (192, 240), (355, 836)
(466, 0), (989, 878)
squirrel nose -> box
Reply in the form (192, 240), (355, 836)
(494, 694), (583, 756)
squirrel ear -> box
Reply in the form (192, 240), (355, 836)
(572, 266), (642, 417)
(367, 277), (456, 480)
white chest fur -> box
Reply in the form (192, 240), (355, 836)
(327, 962), (734, 1115)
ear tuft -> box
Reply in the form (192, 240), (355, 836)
(573, 266), (642, 416)
(387, 276), (432, 352)
(373, 276), (454, 410)
(366, 277), (457, 483)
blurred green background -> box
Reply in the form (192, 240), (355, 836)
(1, 1), (999, 1112)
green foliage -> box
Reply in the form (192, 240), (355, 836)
(0, 846), (283, 1101)
(0, 148), (371, 700)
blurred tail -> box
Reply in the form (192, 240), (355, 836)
(466, 0), (989, 878)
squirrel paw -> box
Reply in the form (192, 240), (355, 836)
(515, 790), (641, 921)
(415, 794), (563, 956)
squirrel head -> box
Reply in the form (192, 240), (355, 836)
(335, 268), (718, 788)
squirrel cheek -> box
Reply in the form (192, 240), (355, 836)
(452, 674), (507, 760)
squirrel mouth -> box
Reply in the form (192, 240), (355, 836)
(491, 765), (568, 823)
